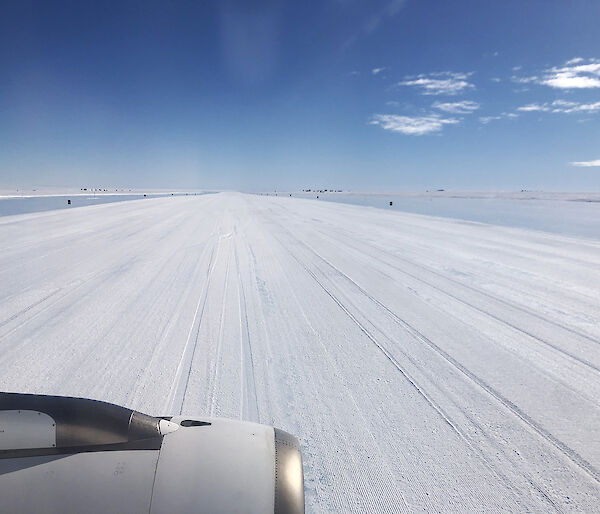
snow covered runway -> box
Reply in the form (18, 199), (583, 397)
(1, 192), (600, 512)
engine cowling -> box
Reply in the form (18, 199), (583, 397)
(0, 393), (304, 513)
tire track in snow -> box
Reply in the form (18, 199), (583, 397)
(234, 236), (259, 422)
(292, 253), (564, 510)
(208, 235), (232, 417)
(286, 228), (600, 486)
(322, 226), (600, 370)
(271, 230), (533, 510)
(296, 221), (600, 409)
(0, 199), (194, 280)
(166, 226), (220, 415)
(0, 205), (204, 338)
(126, 247), (211, 409)
(293, 214), (600, 408)
(253, 226), (409, 512)
(272, 229), (463, 436)
(259, 208), (596, 506)
(0, 264), (131, 345)
(323, 220), (600, 347)
(244, 244), (274, 424)
(269, 240), (413, 513)
(94, 227), (217, 406)
(0, 289), (63, 328)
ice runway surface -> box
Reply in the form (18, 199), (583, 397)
(1, 192), (600, 512)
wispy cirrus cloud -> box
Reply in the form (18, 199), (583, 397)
(479, 112), (519, 124)
(517, 100), (600, 113)
(513, 58), (600, 89)
(433, 100), (480, 114)
(363, 0), (407, 34)
(372, 67), (387, 75)
(369, 114), (459, 135)
(398, 71), (475, 95)
(511, 75), (538, 84)
(556, 100), (600, 113)
(570, 159), (600, 167)
(344, 0), (407, 48)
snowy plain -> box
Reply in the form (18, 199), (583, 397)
(1, 192), (600, 512)
(0, 191), (210, 217)
(282, 190), (600, 240)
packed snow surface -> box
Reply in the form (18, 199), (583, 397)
(1, 192), (600, 512)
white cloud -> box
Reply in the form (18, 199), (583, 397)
(512, 65), (522, 71)
(385, 100), (400, 107)
(517, 103), (550, 112)
(514, 58), (600, 89)
(517, 99), (600, 114)
(562, 101), (600, 113)
(398, 72), (475, 95)
(511, 75), (538, 84)
(544, 73), (600, 89)
(570, 159), (600, 167)
(479, 112), (519, 124)
(491, 77), (501, 83)
(370, 113), (459, 135)
(433, 100), (480, 114)
(372, 67), (387, 75)
(551, 99), (578, 108)
(566, 57), (584, 65)
(479, 116), (500, 124)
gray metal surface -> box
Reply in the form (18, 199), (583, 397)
(0, 393), (161, 450)
(0, 395), (305, 513)
(151, 417), (276, 514)
(0, 450), (159, 513)
(274, 428), (305, 514)
(0, 410), (56, 450)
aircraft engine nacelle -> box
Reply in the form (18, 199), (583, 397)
(0, 393), (304, 514)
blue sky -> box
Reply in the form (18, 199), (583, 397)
(1, 0), (599, 191)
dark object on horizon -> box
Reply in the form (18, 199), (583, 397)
(143, 194), (147, 197)
(316, 195), (319, 199)
(437, 189), (445, 192)
(389, 201), (392, 206)
(67, 199), (71, 205)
